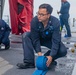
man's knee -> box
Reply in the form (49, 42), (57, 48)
(60, 47), (67, 57)
(59, 42), (67, 57)
(22, 32), (31, 39)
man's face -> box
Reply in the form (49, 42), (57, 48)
(37, 8), (50, 22)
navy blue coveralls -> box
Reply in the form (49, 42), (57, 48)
(59, 1), (71, 37)
(22, 16), (67, 63)
(0, 19), (11, 47)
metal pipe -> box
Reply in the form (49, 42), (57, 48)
(73, 18), (76, 27)
(1, 0), (2, 19)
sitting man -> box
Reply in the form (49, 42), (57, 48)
(17, 3), (67, 69)
(0, 19), (11, 50)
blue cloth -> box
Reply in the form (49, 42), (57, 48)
(32, 56), (49, 75)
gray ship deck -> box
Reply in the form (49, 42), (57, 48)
(0, 32), (76, 75)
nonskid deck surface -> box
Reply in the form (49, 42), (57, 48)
(0, 33), (76, 75)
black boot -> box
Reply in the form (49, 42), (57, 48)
(17, 62), (35, 69)
(5, 44), (10, 50)
(5, 45), (10, 49)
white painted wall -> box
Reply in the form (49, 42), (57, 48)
(2, 0), (76, 32)
(34, 0), (76, 17)
(2, 0), (11, 28)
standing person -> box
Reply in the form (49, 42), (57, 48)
(17, 3), (67, 69)
(0, 19), (11, 50)
(57, 0), (71, 37)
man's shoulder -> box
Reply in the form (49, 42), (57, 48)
(32, 16), (39, 22)
(0, 19), (3, 22)
(66, 1), (70, 5)
(50, 16), (59, 23)
(31, 16), (40, 29)
(0, 19), (6, 25)
(50, 16), (60, 27)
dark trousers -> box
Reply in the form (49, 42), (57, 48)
(22, 32), (67, 63)
(60, 15), (71, 37)
(0, 36), (10, 46)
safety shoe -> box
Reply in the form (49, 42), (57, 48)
(64, 34), (71, 38)
(17, 62), (35, 69)
(5, 45), (10, 50)
(0, 45), (1, 49)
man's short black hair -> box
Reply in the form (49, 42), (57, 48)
(39, 3), (53, 14)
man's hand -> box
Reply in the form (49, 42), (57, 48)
(38, 52), (42, 56)
(46, 56), (52, 67)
